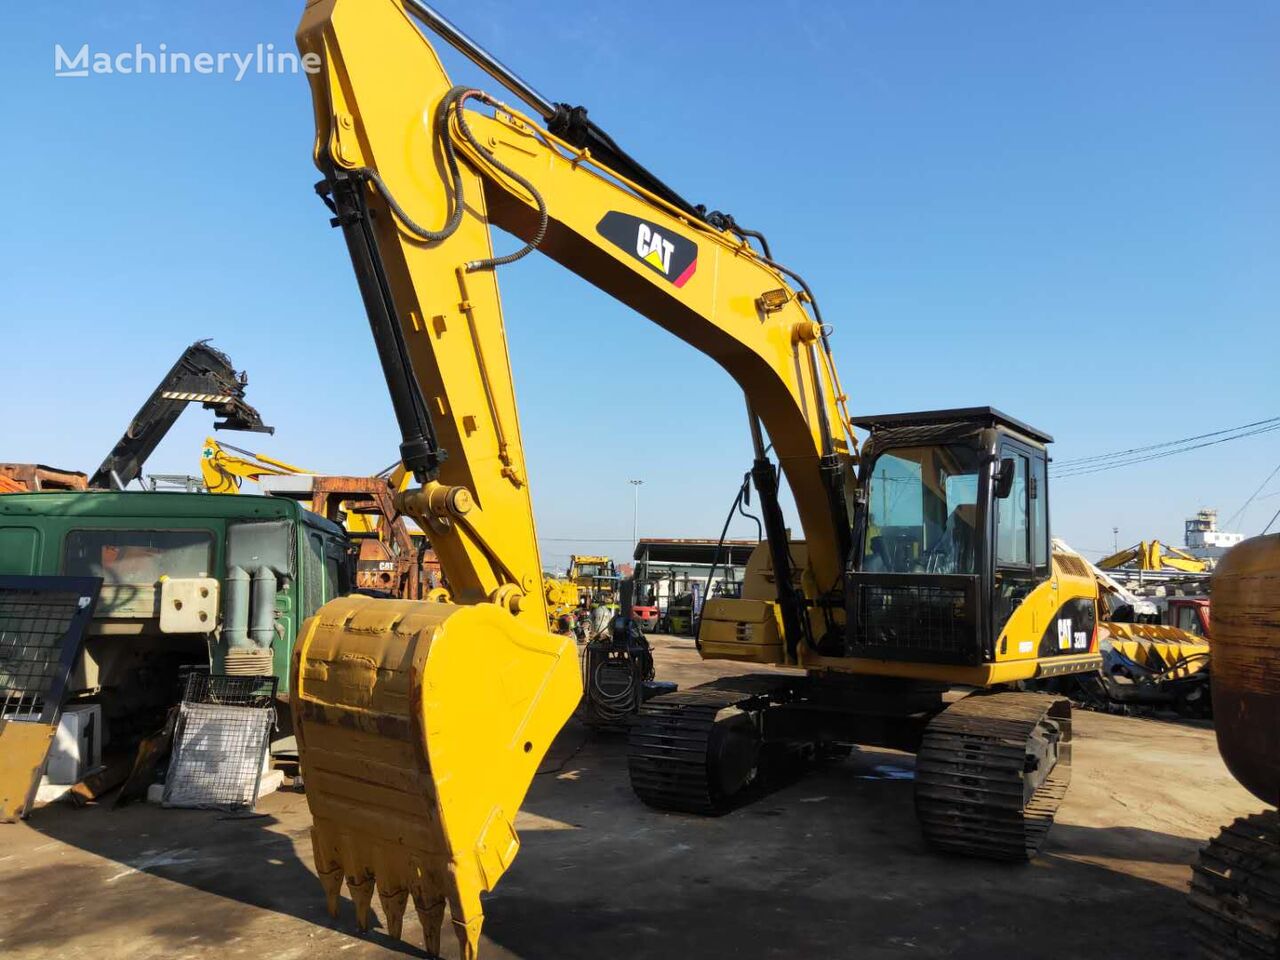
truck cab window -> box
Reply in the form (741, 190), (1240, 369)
(64, 529), (213, 583)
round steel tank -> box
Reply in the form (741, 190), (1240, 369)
(1210, 534), (1280, 807)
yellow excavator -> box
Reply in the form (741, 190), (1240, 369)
(287, 3), (1107, 955)
(1097, 539), (1211, 574)
(201, 436), (386, 535)
(199, 436), (312, 494)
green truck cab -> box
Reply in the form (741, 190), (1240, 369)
(0, 491), (351, 741)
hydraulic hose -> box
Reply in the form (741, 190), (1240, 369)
(354, 86), (548, 271)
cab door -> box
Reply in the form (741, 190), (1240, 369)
(991, 439), (1050, 637)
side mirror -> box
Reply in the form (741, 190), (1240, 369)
(994, 458), (1016, 499)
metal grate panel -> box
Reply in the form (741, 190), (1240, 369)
(182, 672), (277, 709)
(847, 573), (981, 665)
(1054, 553), (1092, 579)
(162, 674), (277, 810)
(0, 576), (102, 723)
(0, 575), (102, 822)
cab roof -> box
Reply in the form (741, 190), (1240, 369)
(850, 406), (1053, 445)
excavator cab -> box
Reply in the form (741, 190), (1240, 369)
(846, 406), (1059, 668)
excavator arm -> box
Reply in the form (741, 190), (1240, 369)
(290, 2), (858, 955)
(1097, 539), (1210, 574)
(89, 340), (272, 490)
(199, 436), (310, 494)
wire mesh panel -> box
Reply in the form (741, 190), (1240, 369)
(847, 573), (981, 665)
(182, 672), (277, 709)
(0, 575), (102, 821)
(0, 576), (102, 724)
(162, 674), (277, 810)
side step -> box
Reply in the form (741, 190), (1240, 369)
(1190, 811), (1280, 960)
(915, 692), (1072, 861)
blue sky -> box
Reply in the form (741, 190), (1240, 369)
(3, 1), (1277, 569)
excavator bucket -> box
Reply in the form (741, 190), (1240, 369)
(291, 594), (581, 958)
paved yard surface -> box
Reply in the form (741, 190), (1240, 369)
(0, 636), (1259, 959)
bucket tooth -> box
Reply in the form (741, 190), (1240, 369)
(453, 913), (484, 960)
(311, 827), (344, 917)
(414, 894), (446, 955)
(317, 867), (343, 918)
(347, 873), (376, 931)
(377, 885), (409, 940)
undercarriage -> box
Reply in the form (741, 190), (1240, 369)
(629, 673), (1072, 860)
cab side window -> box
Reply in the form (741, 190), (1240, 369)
(303, 532), (326, 618)
(1031, 455), (1049, 571)
(996, 453), (1030, 566)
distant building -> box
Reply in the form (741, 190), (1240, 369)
(631, 538), (756, 613)
(1184, 508), (1244, 560)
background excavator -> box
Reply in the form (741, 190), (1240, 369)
(199, 437), (439, 599)
(1098, 539), (1212, 575)
(288, 3), (1113, 956)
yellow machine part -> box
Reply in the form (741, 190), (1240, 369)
(1097, 539), (1209, 574)
(0, 721), (57, 822)
(292, 594), (580, 959)
(542, 577), (580, 623)
(700, 597), (784, 663)
(1102, 621), (1211, 678)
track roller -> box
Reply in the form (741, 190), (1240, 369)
(1191, 811), (1280, 960)
(914, 691), (1072, 861)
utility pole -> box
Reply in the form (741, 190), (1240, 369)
(629, 479), (645, 547)
(1113, 526), (1119, 553)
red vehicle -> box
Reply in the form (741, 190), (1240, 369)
(1165, 597), (1211, 638)
(629, 579), (661, 633)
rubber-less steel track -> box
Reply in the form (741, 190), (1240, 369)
(1190, 811), (1280, 960)
(915, 692), (1072, 861)
(628, 677), (786, 814)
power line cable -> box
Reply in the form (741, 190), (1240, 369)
(1224, 460), (1280, 530)
(1052, 416), (1280, 468)
(1262, 505), (1280, 536)
(1053, 421), (1280, 479)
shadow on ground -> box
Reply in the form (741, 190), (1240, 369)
(12, 799), (429, 958)
(3, 708), (1217, 960)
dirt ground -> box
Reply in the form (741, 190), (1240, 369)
(0, 636), (1261, 960)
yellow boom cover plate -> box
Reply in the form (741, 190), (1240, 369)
(292, 594), (580, 959)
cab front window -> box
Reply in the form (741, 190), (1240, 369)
(862, 444), (982, 575)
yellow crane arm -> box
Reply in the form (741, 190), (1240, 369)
(199, 436), (311, 494)
(1097, 539), (1209, 573)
